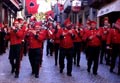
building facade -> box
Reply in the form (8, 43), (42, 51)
(90, 0), (120, 26)
(0, 0), (23, 26)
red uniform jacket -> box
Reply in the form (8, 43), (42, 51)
(53, 28), (62, 44)
(47, 28), (55, 39)
(107, 28), (120, 45)
(6, 28), (24, 45)
(83, 28), (102, 47)
(60, 29), (74, 48)
(101, 27), (110, 42)
(26, 29), (45, 49)
(73, 28), (84, 43)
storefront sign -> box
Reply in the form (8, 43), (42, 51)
(72, 0), (81, 12)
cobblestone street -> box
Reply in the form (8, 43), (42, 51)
(0, 42), (120, 83)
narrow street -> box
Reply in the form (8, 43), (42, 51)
(0, 41), (120, 83)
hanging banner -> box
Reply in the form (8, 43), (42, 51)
(26, 0), (39, 14)
(72, 0), (82, 12)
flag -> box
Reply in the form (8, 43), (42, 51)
(57, 3), (64, 12)
(45, 10), (54, 20)
(64, 18), (71, 26)
(26, 0), (39, 14)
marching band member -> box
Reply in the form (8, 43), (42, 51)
(107, 18), (120, 75)
(100, 18), (111, 65)
(53, 23), (62, 66)
(26, 22), (46, 78)
(73, 23), (84, 67)
(59, 19), (75, 76)
(5, 19), (24, 78)
(46, 22), (55, 56)
(83, 21), (102, 75)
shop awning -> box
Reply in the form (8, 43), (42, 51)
(97, 0), (120, 17)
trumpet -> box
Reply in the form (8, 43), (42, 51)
(48, 29), (53, 35)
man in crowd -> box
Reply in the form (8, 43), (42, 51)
(26, 22), (46, 78)
(5, 20), (24, 78)
(83, 21), (102, 75)
(107, 18), (120, 75)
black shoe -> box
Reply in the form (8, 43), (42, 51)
(106, 62), (110, 65)
(50, 54), (53, 56)
(35, 75), (39, 78)
(31, 71), (35, 75)
(93, 72), (97, 75)
(11, 69), (15, 74)
(55, 62), (57, 66)
(46, 53), (48, 56)
(55, 63), (57, 66)
(15, 74), (19, 78)
(74, 62), (76, 65)
(77, 64), (80, 67)
(67, 73), (72, 76)
(60, 69), (63, 73)
(87, 69), (90, 73)
(118, 72), (120, 75)
(100, 61), (103, 64)
(110, 69), (113, 73)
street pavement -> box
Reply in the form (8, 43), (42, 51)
(0, 42), (120, 83)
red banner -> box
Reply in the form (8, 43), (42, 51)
(57, 3), (64, 12)
(45, 10), (54, 19)
(26, 0), (39, 14)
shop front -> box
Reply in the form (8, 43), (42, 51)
(97, 0), (120, 26)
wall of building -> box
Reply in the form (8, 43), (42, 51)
(0, 0), (22, 26)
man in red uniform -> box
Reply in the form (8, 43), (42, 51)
(83, 21), (102, 75)
(59, 20), (75, 76)
(53, 23), (62, 66)
(26, 22), (46, 78)
(46, 22), (55, 56)
(100, 19), (111, 65)
(107, 18), (120, 75)
(5, 20), (24, 78)
(73, 23), (84, 67)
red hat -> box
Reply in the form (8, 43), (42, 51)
(86, 19), (91, 25)
(34, 22), (42, 27)
(34, 22), (40, 27)
(104, 17), (109, 20)
(18, 18), (24, 23)
(90, 21), (97, 25)
(56, 22), (60, 26)
(49, 23), (53, 26)
(30, 17), (36, 22)
(71, 24), (75, 27)
(14, 19), (19, 24)
(24, 22), (27, 25)
(64, 18), (71, 26)
(104, 19), (109, 22)
(0, 23), (3, 28)
(116, 18), (120, 25)
(76, 22), (81, 27)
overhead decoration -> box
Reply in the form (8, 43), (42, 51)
(34, 12), (46, 21)
(72, 0), (82, 12)
(26, 0), (39, 14)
